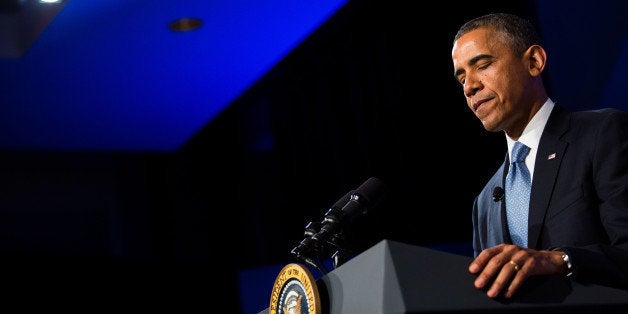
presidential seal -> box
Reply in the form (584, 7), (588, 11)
(269, 263), (321, 314)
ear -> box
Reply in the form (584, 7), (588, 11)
(525, 45), (547, 77)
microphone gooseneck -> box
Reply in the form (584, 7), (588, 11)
(291, 177), (386, 274)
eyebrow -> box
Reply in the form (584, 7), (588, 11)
(453, 54), (493, 78)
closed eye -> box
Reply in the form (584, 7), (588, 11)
(477, 61), (491, 70)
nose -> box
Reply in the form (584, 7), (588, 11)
(463, 73), (482, 97)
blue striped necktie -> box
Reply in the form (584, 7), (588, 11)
(505, 141), (531, 247)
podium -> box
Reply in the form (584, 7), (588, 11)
(259, 239), (628, 313)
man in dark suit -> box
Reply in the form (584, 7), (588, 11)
(451, 12), (628, 299)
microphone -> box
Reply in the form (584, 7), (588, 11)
(291, 177), (386, 271)
(290, 190), (354, 264)
(317, 177), (386, 234)
(493, 186), (504, 202)
(293, 190), (352, 252)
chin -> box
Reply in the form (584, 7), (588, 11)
(480, 120), (499, 132)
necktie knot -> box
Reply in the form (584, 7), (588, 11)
(511, 142), (530, 164)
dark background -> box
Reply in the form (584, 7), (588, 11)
(1, 0), (627, 312)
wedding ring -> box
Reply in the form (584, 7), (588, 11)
(509, 260), (520, 272)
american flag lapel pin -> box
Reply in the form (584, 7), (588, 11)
(547, 152), (557, 160)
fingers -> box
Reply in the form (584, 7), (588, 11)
(486, 259), (526, 298)
(470, 247), (564, 298)
(473, 256), (522, 298)
(509, 260), (520, 272)
(469, 244), (507, 274)
(469, 245), (529, 298)
(469, 243), (517, 276)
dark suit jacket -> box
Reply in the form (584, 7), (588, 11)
(471, 104), (628, 290)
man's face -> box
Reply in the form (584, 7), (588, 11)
(452, 27), (530, 135)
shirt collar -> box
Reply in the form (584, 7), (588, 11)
(506, 98), (554, 158)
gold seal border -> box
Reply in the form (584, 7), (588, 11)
(269, 263), (321, 314)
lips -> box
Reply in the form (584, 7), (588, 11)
(472, 98), (489, 112)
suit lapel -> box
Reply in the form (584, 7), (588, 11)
(528, 105), (570, 249)
(499, 157), (512, 244)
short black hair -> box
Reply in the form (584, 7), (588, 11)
(454, 13), (542, 56)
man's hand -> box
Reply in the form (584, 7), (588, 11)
(469, 244), (567, 298)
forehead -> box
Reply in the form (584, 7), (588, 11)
(452, 28), (505, 65)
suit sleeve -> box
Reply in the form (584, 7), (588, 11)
(565, 109), (628, 289)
